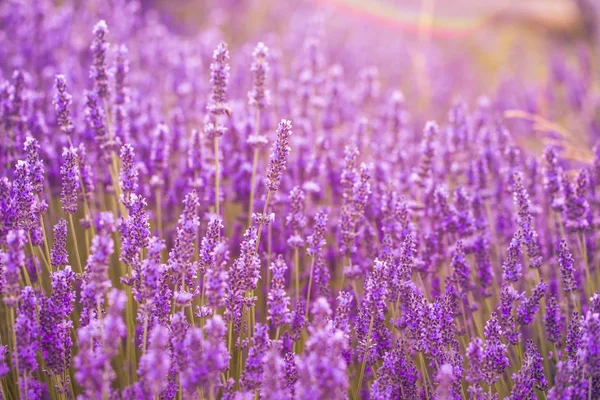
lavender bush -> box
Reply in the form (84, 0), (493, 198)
(1, 1), (600, 399)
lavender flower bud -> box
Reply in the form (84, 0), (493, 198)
(41, 266), (75, 374)
(566, 311), (582, 360)
(576, 311), (600, 379)
(306, 209), (328, 256)
(23, 137), (44, 195)
(181, 315), (229, 396)
(267, 255), (291, 329)
(248, 42), (270, 110)
(2, 229), (26, 307)
(265, 119), (293, 192)
(85, 90), (110, 157)
(483, 312), (509, 385)
(119, 143), (138, 203)
(90, 20), (110, 99)
(207, 42), (230, 116)
(53, 74), (74, 137)
(60, 146), (80, 214)
(558, 239), (578, 293)
(545, 293), (564, 345)
(502, 231), (523, 283)
(199, 219), (223, 274)
(50, 219), (68, 268)
(260, 342), (289, 399)
(516, 279), (547, 325)
(15, 286), (40, 374)
(138, 325), (171, 398)
(80, 212), (115, 325)
(119, 193), (150, 266)
(412, 121), (438, 188)
(241, 323), (271, 390)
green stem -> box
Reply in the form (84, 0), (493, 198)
(305, 256), (316, 319)
(68, 214), (84, 274)
(214, 135), (220, 219)
(247, 109), (261, 227)
(355, 315), (374, 399)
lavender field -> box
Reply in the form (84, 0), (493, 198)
(0, 0), (599, 399)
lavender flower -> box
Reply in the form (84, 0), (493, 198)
(60, 146), (80, 214)
(558, 239), (578, 293)
(168, 191), (200, 303)
(286, 186), (307, 248)
(248, 42), (270, 110)
(563, 169), (591, 232)
(296, 302), (349, 400)
(566, 311), (582, 360)
(181, 315), (230, 397)
(15, 287), (40, 374)
(306, 209), (328, 256)
(483, 312), (509, 385)
(208, 42), (230, 116)
(75, 289), (126, 399)
(412, 121), (438, 188)
(2, 229), (26, 307)
(261, 343), (290, 400)
(510, 340), (548, 399)
(24, 137), (44, 195)
(90, 20), (110, 99)
(137, 325), (171, 399)
(41, 266), (75, 375)
(502, 231), (523, 283)
(268, 255), (291, 329)
(53, 74), (74, 137)
(119, 193), (150, 267)
(85, 90), (110, 157)
(371, 341), (419, 399)
(225, 227), (260, 334)
(517, 279), (547, 326)
(119, 143), (138, 203)
(265, 119), (293, 193)
(545, 293), (564, 345)
(241, 323), (271, 391)
(80, 212), (115, 325)
(50, 219), (68, 268)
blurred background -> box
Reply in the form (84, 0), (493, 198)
(138, 0), (600, 158)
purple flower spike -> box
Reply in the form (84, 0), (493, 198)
(181, 315), (230, 397)
(50, 219), (68, 268)
(119, 193), (151, 267)
(241, 323), (271, 391)
(2, 229), (26, 307)
(558, 239), (578, 293)
(483, 312), (509, 385)
(119, 143), (139, 204)
(41, 266), (75, 375)
(412, 121), (438, 189)
(53, 74), (74, 137)
(517, 279), (547, 326)
(80, 212), (115, 325)
(248, 42), (270, 110)
(207, 42), (230, 116)
(265, 119), (293, 193)
(306, 209), (328, 256)
(138, 325), (171, 399)
(502, 231), (523, 283)
(90, 20), (110, 99)
(60, 146), (80, 214)
(15, 286), (40, 374)
(268, 255), (291, 329)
